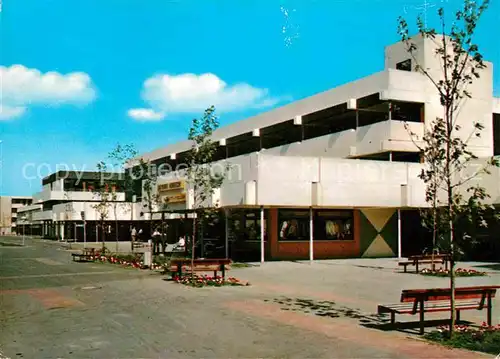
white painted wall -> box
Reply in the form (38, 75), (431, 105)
(52, 201), (135, 221)
(248, 154), (427, 208)
(263, 120), (423, 158)
(385, 35), (494, 158)
(32, 189), (125, 203)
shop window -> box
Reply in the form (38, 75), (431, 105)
(314, 210), (354, 241)
(278, 209), (310, 241)
(228, 210), (266, 242)
(396, 59), (412, 72)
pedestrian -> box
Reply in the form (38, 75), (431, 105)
(130, 226), (137, 251)
(152, 228), (161, 255)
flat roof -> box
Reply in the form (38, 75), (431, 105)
(42, 171), (125, 185)
(132, 70), (394, 164)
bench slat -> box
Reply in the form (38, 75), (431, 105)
(379, 300), (480, 314)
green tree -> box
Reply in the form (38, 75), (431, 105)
(186, 106), (226, 275)
(133, 157), (164, 249)
(398, 0), (498, 336)
(108, 143), (138, 252)
(92, 161), (114, 252)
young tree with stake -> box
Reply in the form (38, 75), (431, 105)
(108, 144), (139, 252)
(186, 106), (226, 276)
(92, 161), (114, 252)
(398, 0), (498, 336)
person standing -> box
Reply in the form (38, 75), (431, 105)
(130, 226), (137, 251)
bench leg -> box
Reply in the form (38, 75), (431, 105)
(403, 265), (407, 273)
(456, 310), (460, 323)
(415, 262), (419, 273)
(487, 294), (492, 326)
(221, 264), (226, 279)
(213, 270), (217, 278)
(177, 263), (182, 278)
(390, 312), (396, 325)
(419, 300), (425, 335)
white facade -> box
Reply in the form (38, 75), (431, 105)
(18, 173), (139, 228)
(135, 35), (499, 212)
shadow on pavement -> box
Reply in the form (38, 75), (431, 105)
(267, 296), (472, 336)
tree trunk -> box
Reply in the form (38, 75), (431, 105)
(101, 220), (106, 252)
(432, 201), (437, 271)
(449, 219), (456, 337)
(115, 219), (119, 253)
(191, 216), (196, 278)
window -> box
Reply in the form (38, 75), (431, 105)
(278, 209), (310, 241)
(228, 210), (266, 242)
(396, 59), (412, 72)
(493, 114), (500, 156)
(314, 210), (354, 241)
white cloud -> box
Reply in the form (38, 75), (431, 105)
(0, 64), (96, 119)
(0, 105), (26, 120)
(127, 108), (165, 121)
(128, 73), (280, 120)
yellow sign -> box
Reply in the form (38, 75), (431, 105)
(158, 180), (186, 204)
(158, 181), (184, 193)
(164, 193), (186, 203)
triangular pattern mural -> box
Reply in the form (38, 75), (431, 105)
(360, 208), (397, 258)
(363, 234), (395, 258)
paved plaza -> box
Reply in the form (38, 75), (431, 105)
(1, 236), (499, 358)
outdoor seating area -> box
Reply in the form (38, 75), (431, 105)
(168, 258), (232, 279)
(398, 254), (451, 273)
(377, 285), (499, 334)
(71, 248), (96, 262)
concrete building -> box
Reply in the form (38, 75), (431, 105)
(17, 171), (140, 241)
(129, 35), (500, 261)
(0, 196), (33, 235)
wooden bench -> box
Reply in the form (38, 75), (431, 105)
(398, 259), (446, 273)
(399, 254), (450, 273)
(378, 286), (499, 334)
(71, 248), (96, 262)
(169, 258), (232, 279)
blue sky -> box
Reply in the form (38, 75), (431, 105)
(1, 0), (499, 196)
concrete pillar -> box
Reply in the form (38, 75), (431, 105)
(144, 239), (152, 268)
(309, 207), (314, 262)
(260, 207), (265, 263)
(225, 209), (229, 259)
(60, 222), (64, 241)
(397, 209), (402, 259)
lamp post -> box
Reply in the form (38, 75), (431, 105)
(21, 215), (26, 246)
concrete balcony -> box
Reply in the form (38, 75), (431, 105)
(353, 120), (423, 157)
(17, 203), (43, 213)
(32, 189), (125, 203)
(32, 210), (54, 222)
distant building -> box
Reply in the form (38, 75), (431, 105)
(17, 171), (140, 241)
(0, 196), (33, 235)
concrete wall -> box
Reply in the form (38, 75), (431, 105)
(385, 35), (495, 158)
(255, 155), (427, 208)
(52, 201), (136, 221)
(263, 120), (423, 158)
(0, 197), (13, 234)
(33, 188), (125, 203)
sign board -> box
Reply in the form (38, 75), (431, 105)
(158, 181), (185, 193)
(164, 193), (186, 204)
(158, 180), (186, 204)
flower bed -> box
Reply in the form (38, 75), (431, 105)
(425, 323), (500, 354)
(89, 252), (163, 270)
(420, 268), (487, 277)
(172, 274), (250, 288)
